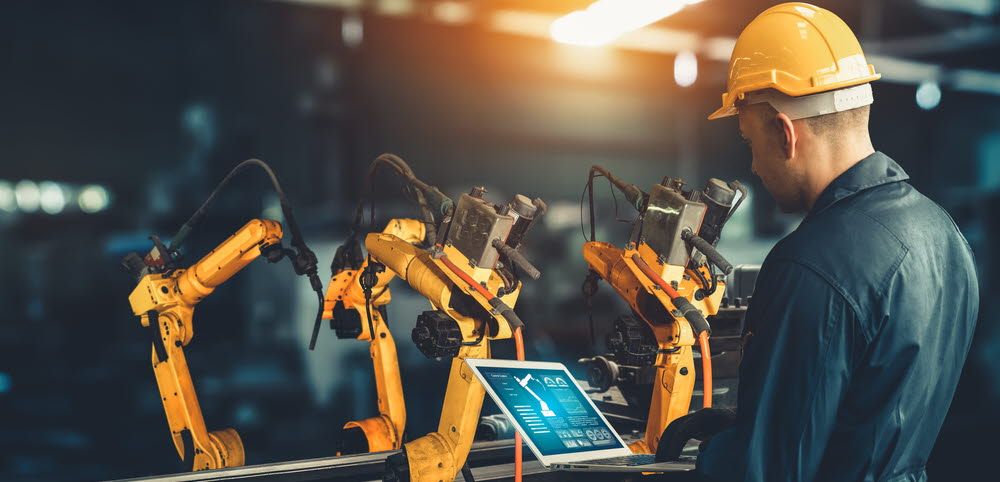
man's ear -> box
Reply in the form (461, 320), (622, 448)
(775, 112), (796, 160)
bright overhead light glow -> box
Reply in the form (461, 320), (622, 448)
(375, 0), (414, 17)
(674, 51), (698, 87)
(433, 1), (474, 24)
(550, 0), (700, 47)
(916, 81), (942, 110)
(0, 181), (15, 213)
(78, 185), (111, 213)
(39, 181), (66, 215)
(341, 12), (364, 48)
(14, 180), (40, 213)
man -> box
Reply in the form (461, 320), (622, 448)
(661, 3), (979, 481)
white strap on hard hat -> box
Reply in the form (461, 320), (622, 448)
(743, 83), (874, 120)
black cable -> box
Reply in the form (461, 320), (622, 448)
(461, 462), (476, 482)
(724, 181), (748, 224)
(359, 254), (383, 343)
(163, 158), (325, 352)
(585, 168), (596, 242)
(364, 286), (377, 342)
(460, 326), (487, 346)
(171, 159), (285, 250)
(579, 166), (641, 244)
(361, 153), (448, 246)
(581, 270), (600, 347)
(308, 290), (324, 351)
(689, 263), (718, 297)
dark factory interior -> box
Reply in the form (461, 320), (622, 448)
(0, 1), (998, 481)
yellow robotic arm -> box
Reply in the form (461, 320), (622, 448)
(373, 187), (544, 482)
(371, 233), (521, 482)
(581, 168), (744, 454)
(127, 219), (282, 470)
(342, 154), (544, 482)
(584, 242), (723, 453)
(322, 218), (426, 454)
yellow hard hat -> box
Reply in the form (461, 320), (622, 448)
(708, 2), (880, 120)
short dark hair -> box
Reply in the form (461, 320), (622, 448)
(804, 105), (870, 138)
(739, 97), (870, 142)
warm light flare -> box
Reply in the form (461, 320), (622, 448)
(550, 0), (701, 47)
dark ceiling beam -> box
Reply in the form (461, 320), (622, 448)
(865, 25), (1000, 57)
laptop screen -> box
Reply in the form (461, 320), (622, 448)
(475, 365), (627, 456)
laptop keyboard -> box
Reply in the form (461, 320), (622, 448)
(583, 454), (657, 466)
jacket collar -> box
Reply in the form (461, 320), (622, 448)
(806, 151), (909, 218)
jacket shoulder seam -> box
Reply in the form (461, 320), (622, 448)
(767, 257), (864, 328)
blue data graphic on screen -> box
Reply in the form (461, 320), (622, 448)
(477, 366), (626, 456)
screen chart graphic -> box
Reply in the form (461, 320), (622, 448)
(477, 366), (626, 456)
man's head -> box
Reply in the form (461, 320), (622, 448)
(709, 2), (882, 212)
(737, 97), (871, 213)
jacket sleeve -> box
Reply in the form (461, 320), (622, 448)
(697, 258), (861, 482)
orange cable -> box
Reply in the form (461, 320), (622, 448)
(513, 328), (525, 482)
(698, 332), (712, 408)
(438, 251), (524, 481)
(631, 253), (713, 409)
(439, 254), (494, 299)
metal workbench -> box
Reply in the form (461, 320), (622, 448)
(113, 438), (695, 482)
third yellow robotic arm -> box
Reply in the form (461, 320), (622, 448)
(581, 167), (745, 454)
(378, 187), (545, 482)
(332, 153), (545, 482)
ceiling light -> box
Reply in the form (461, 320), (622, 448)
(78, 185), (111, 214)
(916, 81), (942, 110)
(550, 0), (699, 47)
(14, 180), (40, 213)
(674, 51), (698, 87)
(0, 181), (15, 213)
(39, 181), (66, 215)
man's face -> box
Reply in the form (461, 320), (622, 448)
(737, 105), (804, 213)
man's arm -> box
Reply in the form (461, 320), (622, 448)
(697, 258), (861, 481)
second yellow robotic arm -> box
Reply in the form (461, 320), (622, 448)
(322, 218), (426, 453)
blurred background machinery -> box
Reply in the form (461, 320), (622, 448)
(0, 1), (998, 480)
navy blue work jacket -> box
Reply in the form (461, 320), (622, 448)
(697, 152), (979, 482)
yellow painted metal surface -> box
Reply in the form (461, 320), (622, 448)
(366, 233), (518, 482)
(323, 218), (426, 452)
(128, 219), (282, 471)
(583, 240), (725, 452)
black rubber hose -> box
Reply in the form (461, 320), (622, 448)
(590, 165), (646, 212)
(366, 153), (454, 239)
(461, 462), (476, 482)
(167, 158), (325, 351)
(671, 296), (711, 337)
(488, 298), (524, 331)
(492, 240), (541, 280)
(171, 159), (283, 250)
(690, 263), (718, 297)
(682, 229), (733, 275)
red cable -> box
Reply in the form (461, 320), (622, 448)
(630, 254), (713, 408)
(438, 252), (524, 481)
(439, 254), (494, 299)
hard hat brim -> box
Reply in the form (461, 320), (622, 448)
(707, 72), (881, 121)
(707, 104), (738, 120)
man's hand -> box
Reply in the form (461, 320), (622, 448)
(655, 408), (736, 461)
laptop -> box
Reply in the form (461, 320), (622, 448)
(464, 358), (694, 473)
